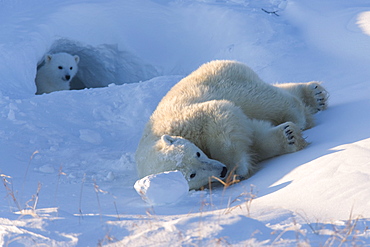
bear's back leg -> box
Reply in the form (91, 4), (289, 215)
(274, 81), (329, 114)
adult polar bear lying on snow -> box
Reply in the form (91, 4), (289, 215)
(136, 60), (328, 190)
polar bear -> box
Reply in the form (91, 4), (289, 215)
(35, 52), (80, 95)
(135, 60), (328, 190)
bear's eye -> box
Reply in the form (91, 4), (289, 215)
(70, 67), (73, 70)
(58, 66), (63, 70)
(196, 152), (201, 158)
(190, 173), (196, 179)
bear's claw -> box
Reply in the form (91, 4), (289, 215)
(284, 125), (296, 145)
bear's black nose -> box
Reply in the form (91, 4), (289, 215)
(220, 167), (227, 178)
(65, 75), (70, 80)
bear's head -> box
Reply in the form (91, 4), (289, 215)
(158, 135), (228, 190)
(45, 53), (80, 83)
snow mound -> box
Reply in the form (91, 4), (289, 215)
(357, 11), (370, 36)
(45, 38), (159, 89)
(134, 170), (189, 206)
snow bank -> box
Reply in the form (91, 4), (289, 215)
(285, 0), (370, 65)
(0, 0), (294, 98)
(358, 11), (370, 36)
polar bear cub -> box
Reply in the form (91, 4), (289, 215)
(135, 60), (328, 190)
(35, 52), (80, 95)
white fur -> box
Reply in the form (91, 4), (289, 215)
(35, 52), (79, 94)
(135, 60), (328, 190)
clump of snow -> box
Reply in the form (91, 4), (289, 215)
(357, 11), (370, 36)
(134, 170), (189, 205)
(35, 164), (55, 174)
(79, 129), (103, 145)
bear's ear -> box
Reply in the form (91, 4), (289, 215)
(74, 55), (80, 64)
(161, 135), (176, 145)
(45, 54), (52, 63)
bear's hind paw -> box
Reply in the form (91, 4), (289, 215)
(281, 122), (308, 152)
(306, 82), (329, 113)
(284, 124), (296, 145)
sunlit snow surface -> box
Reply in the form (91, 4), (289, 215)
(1, 0), (370, 246)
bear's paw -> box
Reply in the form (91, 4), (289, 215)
(306, 82), (329, 113)
(281, 122), (308, 152)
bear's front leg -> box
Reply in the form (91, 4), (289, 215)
(251, 120), (308, 161)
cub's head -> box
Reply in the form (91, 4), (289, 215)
(158, 135), (227, 190)
(45, 53), (80, 83)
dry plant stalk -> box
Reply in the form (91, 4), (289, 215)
(93, 180), (103, 223)
(1, 174), (22, 212)
(78, 174), (86, 223)
(25, 182), (42, 212)
(211, 166), (240, 189)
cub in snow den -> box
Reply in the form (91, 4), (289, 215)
(35, 52), (79, 95)
(135, 60), (328, 190)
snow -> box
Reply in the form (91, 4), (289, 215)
(134, 171), (189, 206)
(1, 0), (370, 246)
(358, 11), (370, 36)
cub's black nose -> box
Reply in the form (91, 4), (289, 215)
(65, 75), (70, 80)
(220, 167), (227, 178)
